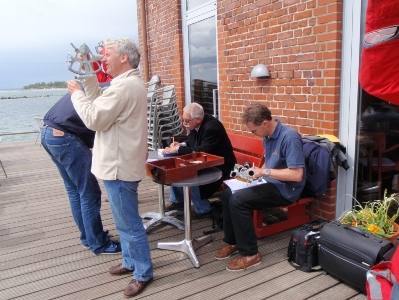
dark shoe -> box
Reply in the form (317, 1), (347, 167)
(123, 278), (153, 298)
(192, 210), (212, 219)
(165, 201), (184, 211)
(109, 264), (133, 276)
(97, 240), (121, 255)
(215, 244), (238, 260)
(226, 252), (262, 271)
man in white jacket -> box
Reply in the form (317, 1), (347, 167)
(68, 38), (153, 298)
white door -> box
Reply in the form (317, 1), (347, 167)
(182, 0), (219, 117)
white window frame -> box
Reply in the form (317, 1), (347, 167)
(336, 0), (363, 217)
(181, 0), (219, 117)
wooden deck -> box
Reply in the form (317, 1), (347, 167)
(0, 141), (367, 300)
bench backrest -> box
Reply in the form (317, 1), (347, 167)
(227, 133), (265, 167)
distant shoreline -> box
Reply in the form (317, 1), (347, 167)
(0, 88), (67, 100)
(0, 88), (67, 92)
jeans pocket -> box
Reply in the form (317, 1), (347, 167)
(46, 143), (72, 165)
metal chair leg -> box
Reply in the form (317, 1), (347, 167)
(0, 160), (7, 178)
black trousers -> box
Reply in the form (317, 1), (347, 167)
(222, 182), (292, 256)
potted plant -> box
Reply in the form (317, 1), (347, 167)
(339, 191), (399, 243)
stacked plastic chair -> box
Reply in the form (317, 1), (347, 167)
(145, 75), (160, 100)
(147, 85), (183, 151)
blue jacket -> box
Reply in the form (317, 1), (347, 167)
(43, 83), (110, 148)
(301, 135), (349, 196)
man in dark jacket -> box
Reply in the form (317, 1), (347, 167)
(162, 102), (236, 218)
(41, 83), (121, 255)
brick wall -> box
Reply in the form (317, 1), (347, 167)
(137, 0), (185, 105)
(138, 0), (344, 220)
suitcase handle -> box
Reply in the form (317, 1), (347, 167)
(342, 224), (384, 243)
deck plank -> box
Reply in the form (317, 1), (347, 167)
(0, 141), (365, 299)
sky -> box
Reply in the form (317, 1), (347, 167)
(0, 0), (139, 90)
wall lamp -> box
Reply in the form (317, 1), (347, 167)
(250, 64), (270, 78)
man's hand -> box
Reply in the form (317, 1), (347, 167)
(161, 143), (181, 154)
(251, 166), (264, 179)
(68, 80), (83, 95)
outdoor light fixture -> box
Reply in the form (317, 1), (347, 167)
(250, 64), (270, 78)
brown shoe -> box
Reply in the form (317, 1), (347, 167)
(215, 244), (238, 260)
(109, 264), (133, 276)
(123, 278), (153, 298)
(226, 252), (262, 272)
(165, 201), (184, 211)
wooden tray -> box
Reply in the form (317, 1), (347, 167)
(146, 152), (224, 184)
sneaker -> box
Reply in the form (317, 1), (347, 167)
(165, 201), (184, 211)
(215, 244), (238, 260)
(97, 240), (122, 255)
(82, 244), (90, 250)
(226, 252), (262, 271)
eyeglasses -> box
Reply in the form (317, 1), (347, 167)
(250, 126), (259, 135)
(182, 118), (194, 124)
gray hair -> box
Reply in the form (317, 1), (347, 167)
(105, 38), (140, 69)
(184, 102), (204, 119)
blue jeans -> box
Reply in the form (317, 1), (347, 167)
(169, 186), (211, 213)
(103, 180), (153, 281)
(41, 126), (110, 254)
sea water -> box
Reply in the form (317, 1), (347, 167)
(0, 89), (67, 142)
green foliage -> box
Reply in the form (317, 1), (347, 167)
(23, 81), (67, 89)
(339, 191), (399, 238)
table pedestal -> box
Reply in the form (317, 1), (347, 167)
(157, 185), (213, 268)
(141, 184), (184, 232)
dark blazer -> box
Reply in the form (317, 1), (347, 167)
(177, 113), (236, 199)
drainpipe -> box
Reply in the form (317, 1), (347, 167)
(139, 0), (149, 82)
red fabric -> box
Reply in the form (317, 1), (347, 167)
(367, 261), (393, 300)
(359, 0), (399, 104)
(392, 245), (399, 280)
(92, 45), (112, 83)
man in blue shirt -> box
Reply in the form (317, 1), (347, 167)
(214, 103), (306, 271)
(41, 83), (121, 255)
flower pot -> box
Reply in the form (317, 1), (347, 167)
(386, 222), (399, 244)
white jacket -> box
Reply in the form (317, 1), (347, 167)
(71, 69), (148, 181)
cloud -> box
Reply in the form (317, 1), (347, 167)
(0, 0), (138, 89)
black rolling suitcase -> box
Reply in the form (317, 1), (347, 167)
(318, 221), (394, 293)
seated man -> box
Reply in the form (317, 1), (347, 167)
(162, 102), (236, 218)
(214, 103), (306, 271)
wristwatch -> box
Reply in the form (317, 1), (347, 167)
(264, 168), (271, 176)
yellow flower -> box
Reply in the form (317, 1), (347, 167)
(366, 224), (381, 234)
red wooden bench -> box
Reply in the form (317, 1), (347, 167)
(227, 132), (313, 238)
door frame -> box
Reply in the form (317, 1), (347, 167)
(181, 0), (218, 116)
(336, 0), (364, 217)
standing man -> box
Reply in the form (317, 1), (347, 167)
(214, 103), (306, 271)
(162, 102), (236, 218)
(68, 38), (153, 298)
(41, 83), (120, 255)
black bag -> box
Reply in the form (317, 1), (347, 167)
(203, 201), (223, 235)
(318, 221), (394, 293)
(287, 219), (329, 272)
